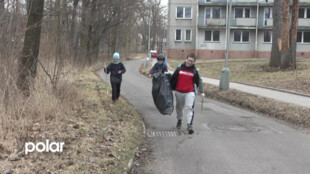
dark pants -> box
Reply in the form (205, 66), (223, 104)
(111, 82), (121, 101)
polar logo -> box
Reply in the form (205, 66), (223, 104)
(25, 140), (65, 155)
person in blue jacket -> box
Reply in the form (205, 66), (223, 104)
(104, 52), (126, 102)
(148, 54), (168, 78)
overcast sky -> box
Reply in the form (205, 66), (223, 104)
(161, 0), (168, 6)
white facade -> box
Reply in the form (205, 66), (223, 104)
(167, 0), (310, 59)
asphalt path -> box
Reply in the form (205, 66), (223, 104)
(202, 77), (310, 108)
(101, 59), (310, 174)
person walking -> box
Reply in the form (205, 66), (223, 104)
(148, 54), (168, 78)
(170, 53), (204, 134)
(104, 52), (126, 102)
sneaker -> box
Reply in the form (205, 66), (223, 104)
(176, 120), (182, 129)
(187, 124), (194, 134)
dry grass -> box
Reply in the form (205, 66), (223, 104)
(0, 62), (144, 173)
(205, 84), (310, 128)
(140, 58), (154, 76)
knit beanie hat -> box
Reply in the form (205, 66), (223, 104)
(113, 52), (120, 59)
(157, 54), (165, 61)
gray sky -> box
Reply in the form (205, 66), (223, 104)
(161, 0), (168, 6)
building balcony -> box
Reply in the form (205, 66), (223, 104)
(236, 18), (256, 26)
(237, 0), (256, 2)
(263, 0), (274, 3)
(298, 19), (310, 27)
(205, 18), (226, 26)
(198, 2), (227, 6)
(265, 18), (273, 26)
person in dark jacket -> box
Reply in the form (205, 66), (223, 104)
(170, 53), (204, 134)
(105, 52), (126, 102)
(148, 54), (168, 78)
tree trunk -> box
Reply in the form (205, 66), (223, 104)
(52, 0), (63, 88)
(270, 0), (282, 67)
(17, 0), (44, 95)
(280, 0), (291, 68)
(79, 0), (90, 62)
(71, 0), (79, 59)
(290, 0), (299, 69)
(89, 0), (98, 63)
(0, 0), (4, 12)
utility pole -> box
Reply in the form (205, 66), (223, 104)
(144, 1), (153, 67)
(219, 0), (232, 90)
(147, 1), (152, 58)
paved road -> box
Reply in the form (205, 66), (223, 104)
(101, 59), (310, 174)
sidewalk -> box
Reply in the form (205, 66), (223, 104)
(202, 77), (310, 109)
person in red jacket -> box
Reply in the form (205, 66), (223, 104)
(170, 53), (204, 134)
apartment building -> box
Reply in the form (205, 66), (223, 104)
(166, 0), (310, 59)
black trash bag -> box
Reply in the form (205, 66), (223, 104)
(152, 72), (174, 115)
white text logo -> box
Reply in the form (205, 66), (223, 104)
(25, 140), (65, 155)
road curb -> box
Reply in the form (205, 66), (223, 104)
(125, 112), (147, 174)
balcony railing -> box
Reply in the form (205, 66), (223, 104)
(236, 18), (256, 26)
(298, 19), (310, 27)
(265, 18), (273, 26)
(205, 18), (226, 26)
(238, 0), (256, 2)
(264, 0), (274, 3)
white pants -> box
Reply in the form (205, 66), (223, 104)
(175, 91), (195, 125)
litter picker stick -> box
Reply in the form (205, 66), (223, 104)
(103, 63), (107, 77)
(201, 94), (205, 111)
(103, 63), (108, 94)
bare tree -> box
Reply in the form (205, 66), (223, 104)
(270, 0), (299, 69)
(0, 0), (4, 12)
(270, 0), (289, 68)
(17, 0), (44, 95)
(290, 0), (299, 69)
(70, 0), (79, 59)
(280, 0), (291, 68)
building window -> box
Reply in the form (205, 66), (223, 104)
(297, 32), (302, 42)
(176, 7), (192, 19)
(206, 0), (211, 2)
(205, 30), (220, 42)
(299, 8), (310, 18)
(234, 31), (249, 42)
(264, 7), (273, 26)
(264, 31), (272, 43)
(175, 29), (182, 41)
(297, 31), (310, 43)
(185, 29), (192, 42)
(235, 7), (250, 18)
(205, 7), (221, 19)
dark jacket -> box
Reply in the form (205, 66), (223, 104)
(149, 63), (168, 75)
(106, 62), (126, 83)
(170, 62), (203, 93)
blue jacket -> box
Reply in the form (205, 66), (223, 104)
(149, 63), (168, 75)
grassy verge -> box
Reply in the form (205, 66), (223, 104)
(204, 84), (310, 128)
(0, 65), (144, 173)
